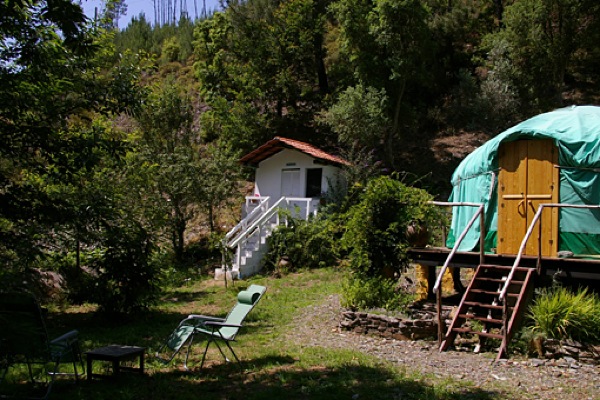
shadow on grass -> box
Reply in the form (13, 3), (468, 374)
(51, 354), (502, 400)
(159, 288), (214, 304)
(45, 305), (270, 366)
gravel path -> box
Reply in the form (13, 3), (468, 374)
(285, 294), (600, 400)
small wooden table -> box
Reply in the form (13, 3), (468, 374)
(85, 345), (145, 380)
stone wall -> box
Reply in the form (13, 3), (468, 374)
(339, 304), (454, 341)
(538, 339), (600, 365)
(340, 305), (600, 365)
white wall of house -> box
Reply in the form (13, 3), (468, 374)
(252, 149), (343, 200)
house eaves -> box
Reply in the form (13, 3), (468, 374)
(239, 136), (350, 167)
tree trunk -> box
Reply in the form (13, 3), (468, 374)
(208, 205), (215, 232)
(172, 202), (186, 262)
(314, 34), (329, 94)
(153, 0), (158, 25)
(494, 0), (504, 27)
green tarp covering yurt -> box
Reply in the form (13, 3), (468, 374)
(447, 105), (600, 255)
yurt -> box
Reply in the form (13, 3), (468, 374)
(447, 105), (600, 258)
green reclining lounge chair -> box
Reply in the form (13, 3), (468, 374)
(157, 284), (266, 371)
(0, 292), (84, 400)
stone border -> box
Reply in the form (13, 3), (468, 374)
(339, 304), (454, 341)
(340, 305), (600, 365)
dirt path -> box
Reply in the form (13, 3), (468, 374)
(285, 294), (600, 400)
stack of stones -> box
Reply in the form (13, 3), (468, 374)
(339, 303), (454, 340)
(541, 339), (600, 364)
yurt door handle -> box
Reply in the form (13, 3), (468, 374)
(518, 199), (526, 216)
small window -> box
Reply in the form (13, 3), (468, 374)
(306, 168), (323, 197)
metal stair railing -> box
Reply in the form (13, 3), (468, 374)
(430, 201), (485, 345)
(498, 203), (600, 302)
(220, 197), (270, 286)
(281, 197), (319, 220)
(497, 203), (600, 358)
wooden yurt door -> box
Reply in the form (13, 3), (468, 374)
(497, 140), (559, 256)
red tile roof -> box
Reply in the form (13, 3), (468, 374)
(239, 137), (350, 167)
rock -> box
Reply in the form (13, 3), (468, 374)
(530, 359), (545, 367)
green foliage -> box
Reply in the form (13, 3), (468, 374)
(87, 221), (160, 315)
(133, 80), (198, 261)
(263, 213), (342, 274)
(195, 0), (332, 152)
(196, 141), (243, 232)
(342, 175), (437, 278)
(0, 1), (146, 300)
(330, 0), (433, 167)
(200, 94), (269, 155)
(318, 83), (391, 150)
(528, 285), (600, 343)
(481, 0), (600, 114)
(341, 272), (413, 311)
(132, 80), (242, 261)
(115, 13), (197, 64)
(162, 36), (181, 63)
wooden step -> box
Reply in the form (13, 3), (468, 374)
(462, 301), (504, 310)
(440, 263), (536, 358)
(479, 265), (532, 272)
(469, 289), (519, 297)
(458, 314), (503, 325)
(474, 277), (525, 284)
(451, 327), (503, 340)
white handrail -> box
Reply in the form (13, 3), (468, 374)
(431, 202), (485, 292)
(224, 196), (270, 244)
(222, 196), (320, 278)
(227, 196), (288, 249)
(498, 203), (600, 301)
(284, 197), (317, 220)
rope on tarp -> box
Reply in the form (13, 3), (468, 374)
(452, 170), (498, 201)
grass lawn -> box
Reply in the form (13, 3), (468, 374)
(5, 267), (501, 400)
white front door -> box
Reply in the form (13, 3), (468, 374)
(281, 168), (302, 197)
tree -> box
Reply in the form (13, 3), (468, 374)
(103, 0), (129, 29)
(115, 14), (154, 55)
(194, 0), (332, 151)
(0, 1), (162, 313)
(342, 175), (437, 278)
(330, 0), (434, 167)
(482, 0), (600, 113)
(318, 83), (390, 151)
(134, 81), (243, 260)
(134, 81), (199, 262)
(0, 1), (127, 285)
(196, 141), (242, 233)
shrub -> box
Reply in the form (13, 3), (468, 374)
(341, 175), (438, 278)
(528, 285), (600, 343)
(88, 222), (160, 315)
(263, 213), (342, 274)
(341, 272), (414, 311)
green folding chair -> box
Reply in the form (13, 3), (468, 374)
(0, 292), (84, 400)
(156, 284), (266, 371)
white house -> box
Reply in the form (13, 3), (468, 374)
(215, 137), (349, 280)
